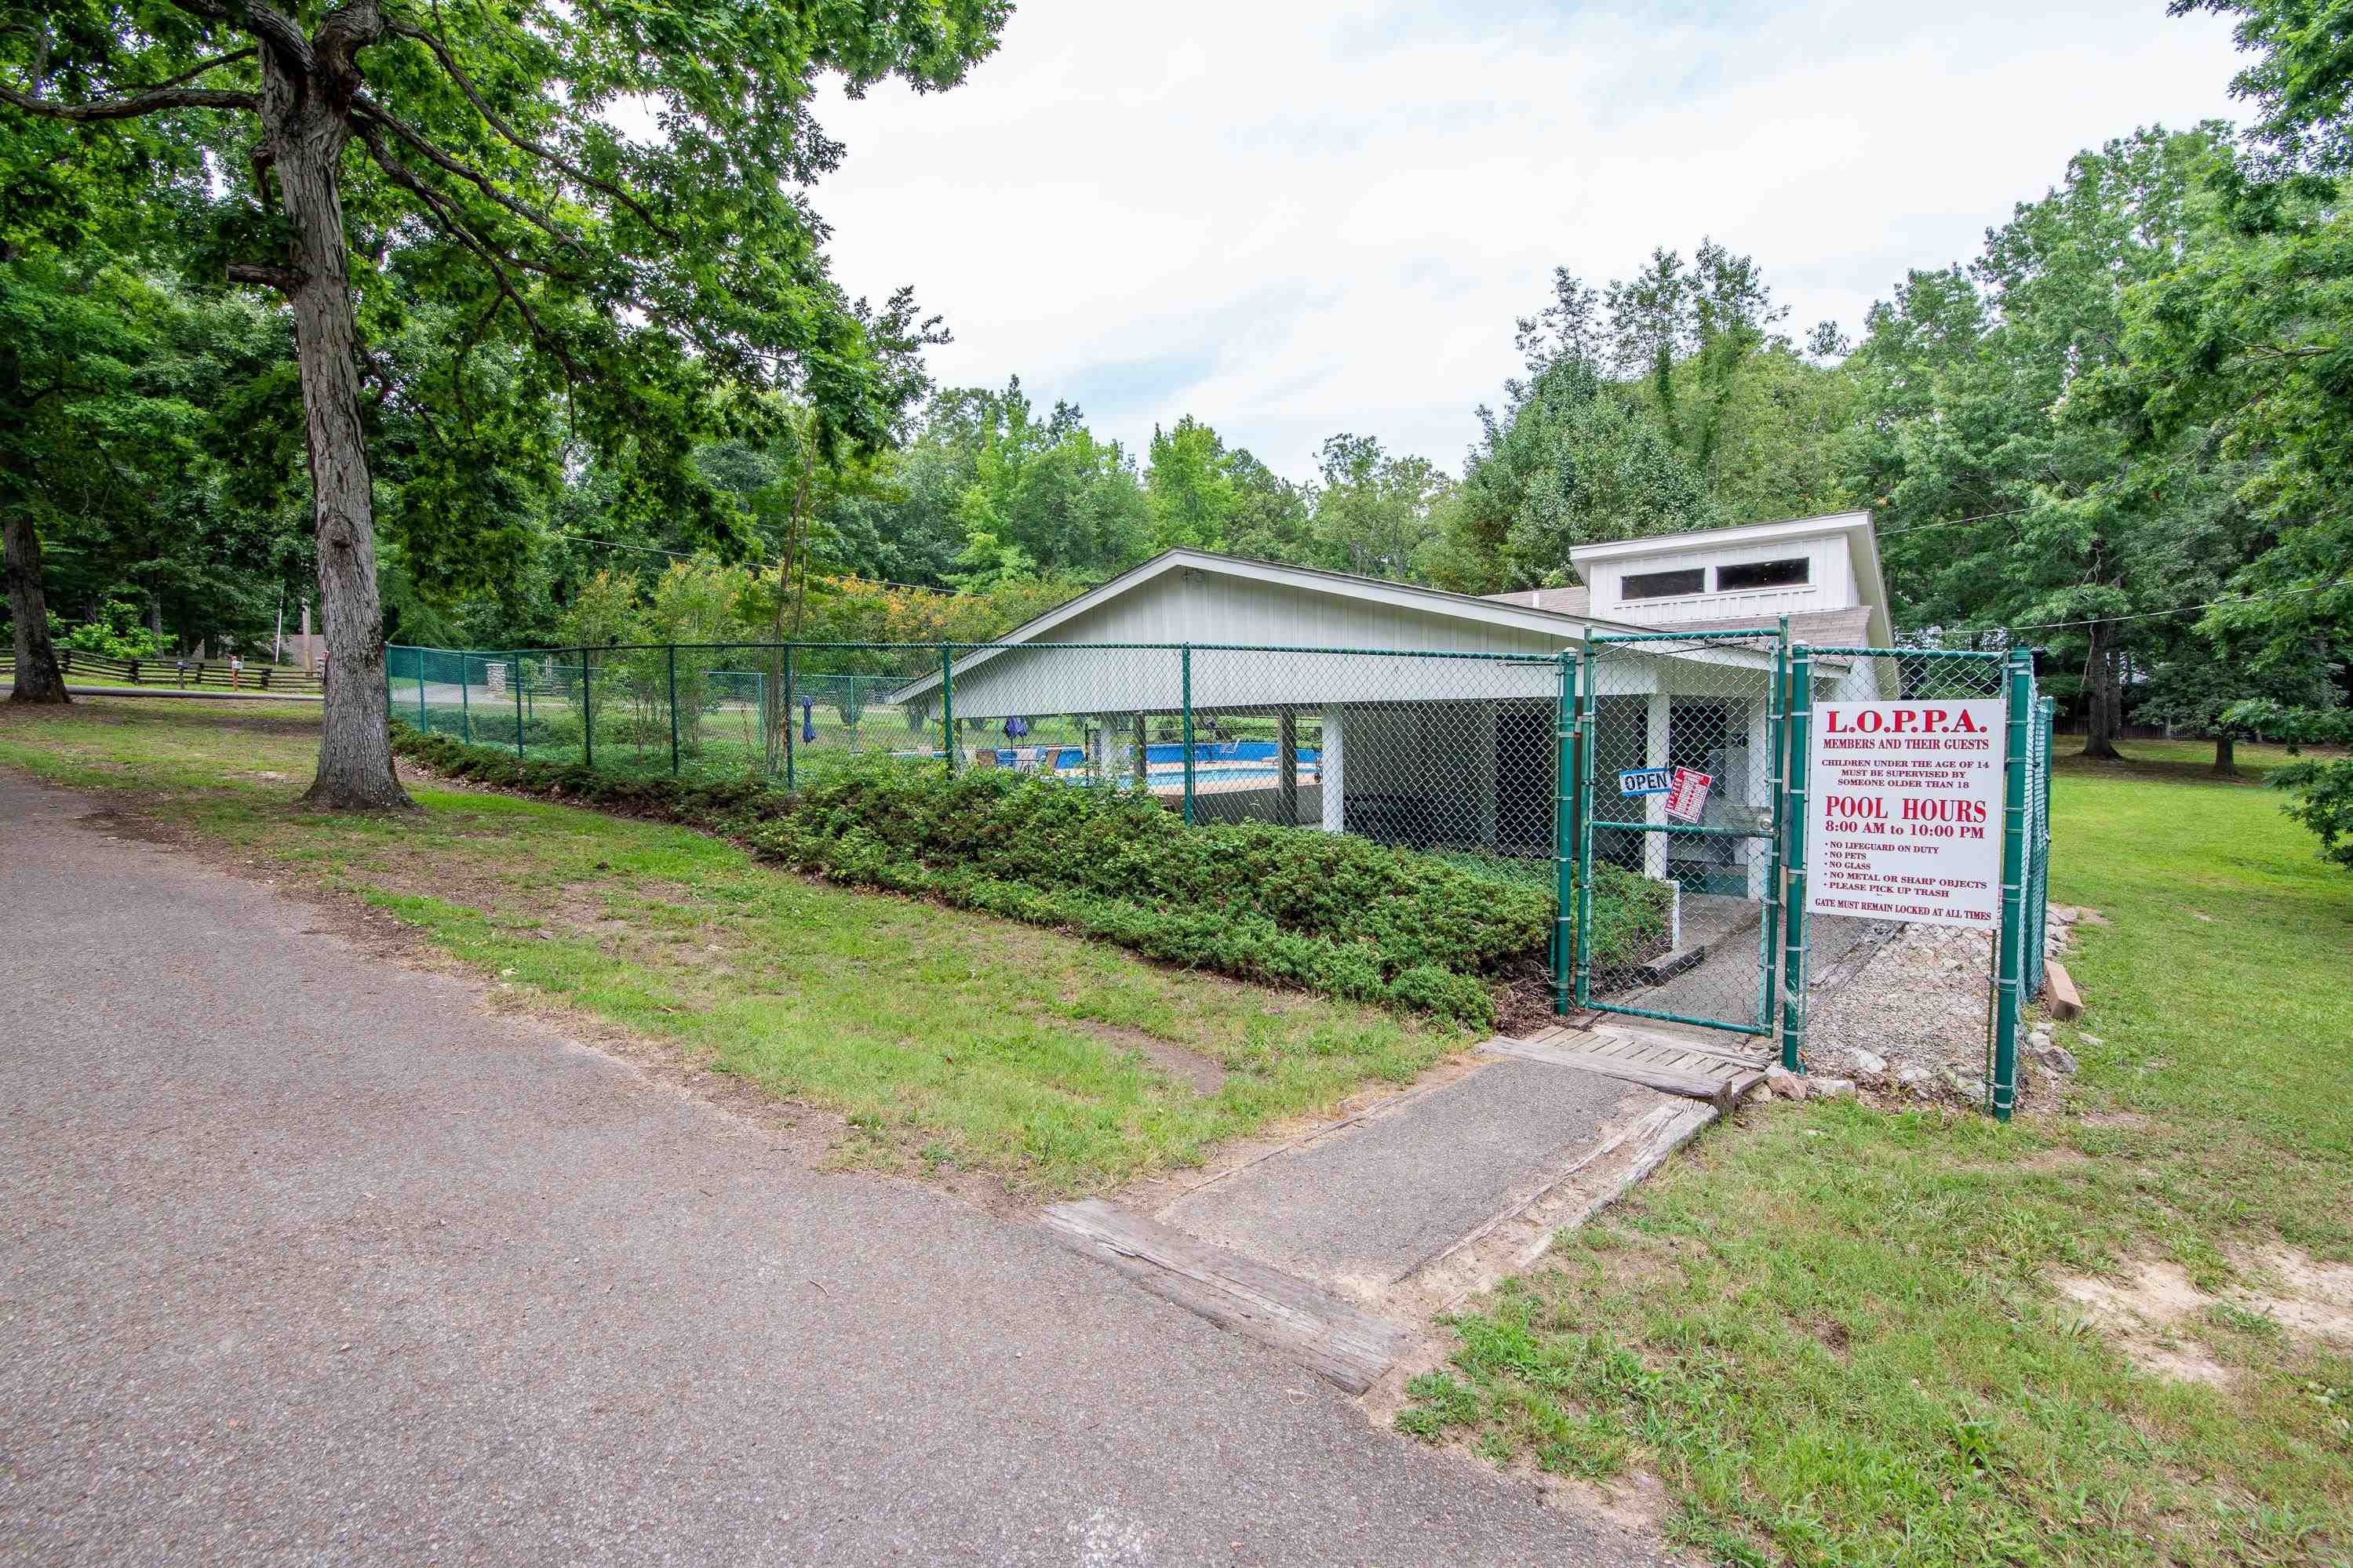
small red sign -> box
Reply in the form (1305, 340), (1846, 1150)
(1663, 766), (1712, 824)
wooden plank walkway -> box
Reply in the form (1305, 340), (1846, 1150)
(1482, 1022), (1770, 1110)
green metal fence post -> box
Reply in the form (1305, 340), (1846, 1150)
(581, 647), (593, 771)
(2033, 693), (2054, 992)
(459, 653), (472, 743)
(782, 646), (796, 790)
(1759, 616), (1789, 1032)
(384, 648), (394, 731)
(1553, 649), (1577, 1014)
(940, 644), (956, 773)
(514, 653), (525, 759)
(668, 644), (681, 777)
(417, 652), (428, 734)
(1181, 643), (1196, 825)
(1992, 646), (2033, 1122)
(1778, 644), (1814, 1071)
(1574, 635), (1597, 1010)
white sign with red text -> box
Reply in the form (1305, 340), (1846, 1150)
(1662, 766), (1712, 824)
(1805, 700), (2005, 929)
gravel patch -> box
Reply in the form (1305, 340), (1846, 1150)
(1796, 905), (2089, 1109)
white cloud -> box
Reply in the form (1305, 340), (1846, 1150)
(807, 0), (2249, 482)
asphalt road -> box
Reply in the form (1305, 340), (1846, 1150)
(0, 773), (1661, 1566)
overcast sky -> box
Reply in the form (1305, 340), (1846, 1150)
(807, 0), (2249, 483)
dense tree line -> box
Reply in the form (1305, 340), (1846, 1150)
(4, 0), (2346, 840)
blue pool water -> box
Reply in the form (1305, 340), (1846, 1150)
(976, 743), (1322, 777)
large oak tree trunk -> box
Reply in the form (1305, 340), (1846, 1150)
(260, 38), (411, 810)
(2213, 733), (2236, 773)
(4, 509), (70, 704)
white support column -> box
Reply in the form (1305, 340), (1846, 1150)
(1320, 704), (1346, 832)
(1747, 691), (1772, 898)
(1645, 691), (1670, 880)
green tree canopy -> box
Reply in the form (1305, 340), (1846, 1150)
(1431, 272), (1718, 595)
(2, 0), (1005, 801)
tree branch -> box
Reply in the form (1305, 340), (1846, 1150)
(237, 2), (316, 77)
(314, 0), (387, 85)
(351, 91), (586, 255)
(352, 117), (577, 383)
(126, 46), (257, 93)
(227, 262), (298, 290)
(383, 19), (679, 241)
(249, 141), (275, 213)
(0, 82), (257, 121)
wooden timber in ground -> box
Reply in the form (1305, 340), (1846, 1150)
(2043, 960), (2084, 1020)
(1482, 1024), (1771, 1110)
(1040, 1199), (1415, 1393)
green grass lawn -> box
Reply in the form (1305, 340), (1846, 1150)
(0, 696), (1468, 1195)
(12, 698), (2349, 1562)
(1397, 736), (2353, 1566)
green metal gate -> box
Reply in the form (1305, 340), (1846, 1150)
(1566, 626), (1790, 1041)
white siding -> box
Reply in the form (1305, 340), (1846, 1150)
(1588, 532), (1858, 625)
(918, 569), (1573, 720)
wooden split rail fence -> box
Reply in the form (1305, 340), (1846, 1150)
(0, 650), (325, 694)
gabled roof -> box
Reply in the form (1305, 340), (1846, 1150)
(1479, 591), (1874, 649)
(891, 548), (1648, 704)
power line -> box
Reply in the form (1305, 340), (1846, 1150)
(2005, 576), (2349, 633)
(1877, 506), (2033, 539)
(1903, 576), (2351, 643)
(551, 525), (2340, 631)
(555, 531), (739, 563)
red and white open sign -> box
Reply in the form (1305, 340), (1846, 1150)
(1663, 766), (1712, 824)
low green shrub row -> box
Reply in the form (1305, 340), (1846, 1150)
(392, 725), (789, 828)
(785, 824), (1498, 1024)
(1422, 846), (1674, 975)
(389, 727), (1675, 1028)
(757, 760), (1553, 974)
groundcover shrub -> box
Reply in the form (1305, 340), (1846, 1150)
(1424, 846), (1672, 973)
(750, 759), (1674, 1027)
(390, 725), (790, 828)
(389, 733), (1673, 1028)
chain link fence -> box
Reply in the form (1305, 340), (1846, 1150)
(388, 635), (2053, 1115)
(1575, 628), (1788, 1042)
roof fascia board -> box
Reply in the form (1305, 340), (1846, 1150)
(894, 550), (1654, 700)
(1570, 511), (1873, 566)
